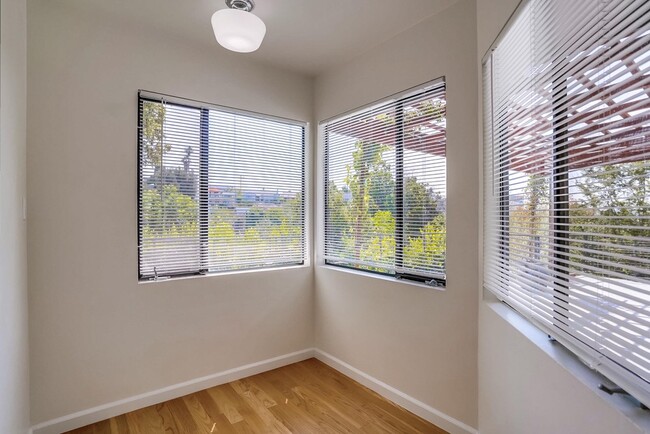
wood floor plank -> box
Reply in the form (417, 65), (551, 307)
(166, 397), (199, 433)
(123, 411), (145, 434)
(244, 372), (289, 406)
(63, 358), (449, 434)
(267, 399), (337, 434)
(362, 400), (438, 434)
(194, 390), (236, 433)
(236, 377), (277, 408)
(66, 424), (94, 434)
(205, 383), (247, 425)
(154, 401), (182, 433)
(209, 382), (271, 433)
(109, 414), (130, 434)
(301, 359), (441, 433)
(290, 384), (359, 433)
(280, 361), (376, 428)
(183, 393), (216, 433)
(229, 380), (292, 434)
(268, 364), (366, 432)
(249, 372), (340, 433)
(125, 404), (165, 434)
(262, 368), (304, 408)
(206, 385), (244, 424)
(92, 419), (113, 434)
(262, 368), (353, 433)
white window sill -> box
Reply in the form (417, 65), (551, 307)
(138, 263), (311, 285)
(318, 264), (446, 292)
(484, 295), (650, 431)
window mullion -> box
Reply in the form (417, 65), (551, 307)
(137, 97), (144, 279)
(301, 126), (306, 262)
(324, 127), (330, 262)
(498, 119), (510, 286)
(395, 102), (405, 274)
(552, 67), (570, 327)
(199, 108), (209, 274)
(491, 57), (511, 294)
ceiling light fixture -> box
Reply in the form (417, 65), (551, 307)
(211, 0), (266, 53)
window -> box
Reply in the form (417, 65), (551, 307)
(138, 91), (305, 280)
(322, 80), (447, 285)
(483, 0), (650, 407)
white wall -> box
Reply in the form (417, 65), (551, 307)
(314, 0), (479, 430)
(476, 1), (647, 433)
(0, 0), (30, 432)
(27, 0), (314, 424)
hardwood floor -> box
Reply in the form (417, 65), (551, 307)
(65, 358), (447, 434)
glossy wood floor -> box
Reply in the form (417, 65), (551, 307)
(65, 358), (447, 434)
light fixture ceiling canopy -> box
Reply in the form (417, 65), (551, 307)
(226, 0), (255, 12)
(211, 0), (266, 53)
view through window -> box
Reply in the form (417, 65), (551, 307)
(323, 80), (447, 285)
(138, 92), (305, 280)
(484, 0), (650, 407)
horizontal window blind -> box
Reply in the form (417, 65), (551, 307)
(483, 0), (650, 407)
(323, 80), (447, 282)
(138, 92), (305, 279)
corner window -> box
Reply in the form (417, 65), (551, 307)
(483, 0), (650, 407)
(322, 80), (447, 286)
(138, 92), (305, 280)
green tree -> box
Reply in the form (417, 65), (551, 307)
(368, 169), (395, 213)
(403, 214), (446, 272)
(404, 176), (442, 237)
(345, 140), (391, 260)
(142, 185), (197, 237)
(406, 99), (446, 127)
(141, 102), (198, 243)
(283, 193), (303, 226)
(147, 147), (197, 197)
(521, 174), (549, 260)
(360, 210), (396, 272)
(577, 162), (648, 230)
(208, 208), (236, 265)
(326, 182), (351, 256)
(241, 227), (265, 267)
(327, 137), (448, 273)
(571, 161), (650, 276)
(246, 205), (266, 229)
(141, 102), (168, 169)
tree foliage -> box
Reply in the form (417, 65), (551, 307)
(141, 102), (169, 168)
(142, 185), (197, 237)
(327, 139), (446, 274)
(513, 161), (649, 278)
(404, 214), (446, 271)
(344, 141), (390, 260)
(405, 176), (443, 236)
(570, 162), (649, 276)
(140, 102), (304, 270)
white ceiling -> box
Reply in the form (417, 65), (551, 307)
(66, 0), (458, 76)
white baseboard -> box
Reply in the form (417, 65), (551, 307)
(30, 348), (477, 434)
(30, 348), (315, 434)
(314, 349), (478, 434)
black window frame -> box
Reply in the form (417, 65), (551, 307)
(137, 91), (306, 281)
(323, 81), (447, 287)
